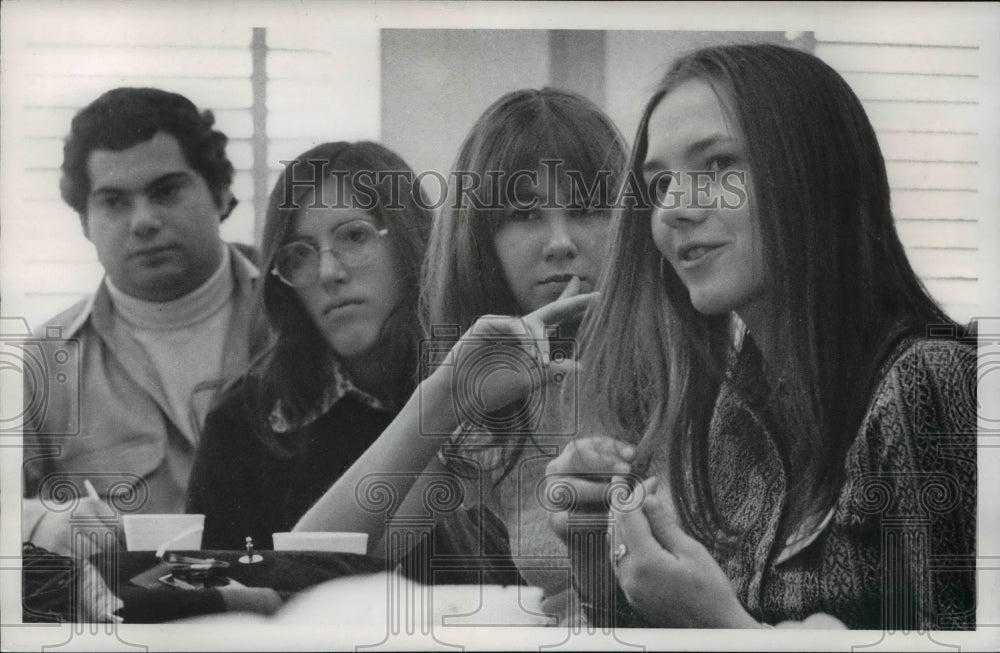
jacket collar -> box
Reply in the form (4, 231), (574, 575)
(267, 357), (388, 433)
(68, 242), (259, 339)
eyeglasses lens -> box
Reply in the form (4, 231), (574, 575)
(273, 221), (383, 287)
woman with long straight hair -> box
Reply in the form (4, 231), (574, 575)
(294, 89), (627, 620)
(546, 44), (976, 629)
(417, 87), (628, 615)
(422, 87), (627, 473)
(188, 141), (431, 549)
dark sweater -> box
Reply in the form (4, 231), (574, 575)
(186, 377), (394, 550)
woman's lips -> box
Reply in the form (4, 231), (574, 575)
(323, 300), (363, 316)
(538, 274), (574, 285)
(538, 275), (593, 294)
(539, 274), (584, 285)
(676, 243), (725, 268)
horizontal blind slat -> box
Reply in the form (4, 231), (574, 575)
(891, 190), (978, 221)
(907, 249), (977, 280)
(815, 43), (978, 75)
(864, 102), (979, 134)
(885, 161), (978, 191)
(842, 72), (979, 103)
(23, 77), (254, 110)
(877, 132), (977, 162)
(29, 47), (252, 78)
(896, 220), (978, 250)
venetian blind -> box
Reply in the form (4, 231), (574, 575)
(815, 30), (981, 324)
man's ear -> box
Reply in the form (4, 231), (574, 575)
(217, 187), (237, 222)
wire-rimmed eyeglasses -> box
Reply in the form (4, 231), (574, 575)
(271, 220), (388, 288)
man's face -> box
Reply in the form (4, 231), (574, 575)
(84, 131), (229, 302)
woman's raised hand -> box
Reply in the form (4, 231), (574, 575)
(543, 435), (636, 543)
(434, 277), (597, 418)
(609, 477), (761, 628)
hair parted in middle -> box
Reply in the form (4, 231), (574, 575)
(578, 43), (954, 547)
(419, 87), (628, 483)
(421, 87), (628, 338)
(248, 141), (432, 448)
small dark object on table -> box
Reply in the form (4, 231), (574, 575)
(91, 549), (389, 623)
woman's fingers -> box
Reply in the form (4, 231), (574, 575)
(640, 480), (698, 556)
(548, 436), (635, 477)
(609, 478), (752, 627)
(525, 277), (585, 357)
(446, 288), (598, 416)
(526, 291), (599, 330)
(557, 275), (582, 300)
(545, 438), (634, 510)
(550, 475), (618, 508)
(464, 289), (597, 365)
(610, 478), (673, 568)
(545, 437), (636, 543)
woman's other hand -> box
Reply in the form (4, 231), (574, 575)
(610, 477), (761, 628)
(543, 436), (636, 543)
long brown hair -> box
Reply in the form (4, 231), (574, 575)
(248, 141), (431, 455)
(422, 87), (628, 335)
(580, 44), (956, 545)
(422, 88), (628, 481)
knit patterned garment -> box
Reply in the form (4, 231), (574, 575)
(707, 337), (976, 629)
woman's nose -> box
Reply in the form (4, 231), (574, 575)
(542, 214), (579, 262)
(318, 249), (350, 285)
(655, 171), (710, 228)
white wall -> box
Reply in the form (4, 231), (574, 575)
(604, 30), (794, 144)
(381, 29), (549, 182)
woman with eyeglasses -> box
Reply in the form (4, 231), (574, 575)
(292, 89), (627, 621)
(187, 141), (431, 550)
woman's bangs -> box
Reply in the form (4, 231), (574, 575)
(489, 118), (618, 209)
(488, 118), (550, 180)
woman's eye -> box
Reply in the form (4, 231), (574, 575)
(333, 223), (375, 247)
(646, 172), (673, 200)
(505, 208), (539, 222)
(706, 155), (736, 173)
(346, 228), (371, 244)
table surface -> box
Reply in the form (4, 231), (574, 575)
(89, 549), (391, 623)
(99, 549), (389, 591)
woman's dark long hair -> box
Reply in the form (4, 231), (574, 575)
(423, 87), (627, 334)
(422, 87), (628, 482)
(579, 44), (957, 546)
(246, 141), (431, 456)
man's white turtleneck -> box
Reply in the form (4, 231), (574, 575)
(106, 244), (234, 444)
